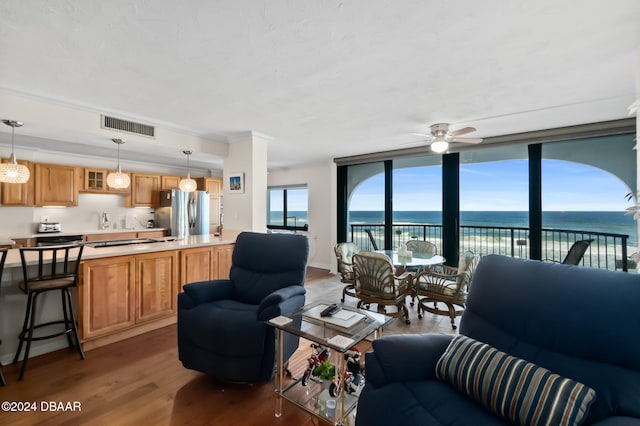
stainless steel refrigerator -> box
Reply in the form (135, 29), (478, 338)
(155, 189), (210, 237)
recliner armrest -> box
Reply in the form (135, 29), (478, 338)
(181, 279), (234, 307)
(257, 285), (306, 321)
(365, 333), (454, 388)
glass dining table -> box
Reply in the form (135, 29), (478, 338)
(376, 250), (446, 273)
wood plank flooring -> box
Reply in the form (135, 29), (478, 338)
(0, 267), (336, 426)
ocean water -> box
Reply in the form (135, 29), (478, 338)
(348, 211), (637, 244)
(269, 210), (638, 244)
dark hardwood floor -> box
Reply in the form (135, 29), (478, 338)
(0, 267), (335, 425)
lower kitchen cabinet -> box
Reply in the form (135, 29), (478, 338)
(78, 243), (233, 349)
(216, 244), (234, 279)
(80, 256), (136, 340)
(135, 251), (178, 323)
(180, 246), (215, 287)
(179, 244), (234, 286)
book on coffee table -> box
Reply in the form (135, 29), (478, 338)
(303, 304), (367, 332)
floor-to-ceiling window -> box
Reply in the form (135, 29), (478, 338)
(392, 156), (442, 251)
(459, 145), (529, 258)
(337, 126), (637, 271)
(542, 135), (636, 269)
(347, 162), (385, 250)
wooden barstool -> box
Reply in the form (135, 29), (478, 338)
(13, 243), (85, 380)
(0, 248), (8, 385)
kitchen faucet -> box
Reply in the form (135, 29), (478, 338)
(101, 212), (110, 229)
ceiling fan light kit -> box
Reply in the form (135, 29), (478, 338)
(431, 140), (449, 153)
(413, 122), (484, 154)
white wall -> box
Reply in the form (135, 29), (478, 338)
(222, 132), (269, 232)
(268, 161), (336, 271)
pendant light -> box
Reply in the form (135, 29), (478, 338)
(179, 150), (197, 192)
(106, 138), (131, 189)
(0, 120), (31, 183)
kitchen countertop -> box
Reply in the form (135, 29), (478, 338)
(2, 230), (241, 268)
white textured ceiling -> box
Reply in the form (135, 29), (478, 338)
(0, 0), (638, 171)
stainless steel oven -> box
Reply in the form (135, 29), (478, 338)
(36, 235), (84, 247)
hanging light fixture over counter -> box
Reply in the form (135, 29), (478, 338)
(179, 150), (197, 192)
(0, 120), (31, 184)
(106, 138), (131, 189)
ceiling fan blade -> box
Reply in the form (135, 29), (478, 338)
(411, 132), (433, 138)
(452, 137), (483, 144)
(448, 126), (476, 137)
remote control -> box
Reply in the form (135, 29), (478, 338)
(320, 304), (341, 317)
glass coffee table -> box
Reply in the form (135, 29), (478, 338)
(268, 300), (392, 425)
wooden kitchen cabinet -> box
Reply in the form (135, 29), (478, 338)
(135, 251), (178, 323)
(161, 175), (181, 190)
(78, 243), (234, 349)
(197, 177), (222, 195)
(34, 163), (79, 206)
(1, 159), (35, 206)
(137, 230), (166, 238)
(11, 237), (35, 248)
(81, 168), (130, 194)
(85, 232), (138, 242)
(127, 173), (161, 207)
(180, 246), (215, 287)
(80, 256), (136, 340)
(215, 243), (234, 279)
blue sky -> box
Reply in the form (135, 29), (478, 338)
(350, 159), (632, 211)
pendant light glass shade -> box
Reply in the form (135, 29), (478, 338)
(430, 140), (449, 153)
(106, 138), (131, 189)
(0, 120), (30, 184)
(179, 150), (197, 192)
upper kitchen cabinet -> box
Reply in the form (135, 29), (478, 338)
(197, 177), (222, 195)
(127, 173), (160, 207)
(80, 168), (130, 194)
(1, 159), (35, 206)
(161, 175), (181, 190)
(34, 163), (79, 206)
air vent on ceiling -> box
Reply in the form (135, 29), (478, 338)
(101, 115), (155, 138)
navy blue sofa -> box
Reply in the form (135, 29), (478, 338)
(356, 255), (640, 425)
(177, 231), (309, 383)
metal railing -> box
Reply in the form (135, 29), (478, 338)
(350, 223), (632, 271)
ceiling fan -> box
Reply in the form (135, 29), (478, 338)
(413, 123), (483, 153)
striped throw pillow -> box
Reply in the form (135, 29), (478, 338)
(435, 335), (596, 426)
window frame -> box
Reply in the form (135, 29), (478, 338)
(267, 185), (309, 232)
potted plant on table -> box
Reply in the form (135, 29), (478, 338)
(312, 359), (335, 389)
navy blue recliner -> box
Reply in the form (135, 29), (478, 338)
(177, 231), (309, 383)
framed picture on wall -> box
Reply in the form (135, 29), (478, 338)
(229, 173), (244, 193)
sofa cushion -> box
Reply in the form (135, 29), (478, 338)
(436, 335), (596, 426)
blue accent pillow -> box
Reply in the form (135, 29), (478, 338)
(435, 335), (596, 426)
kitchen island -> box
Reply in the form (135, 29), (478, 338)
(0, 230), (240, 364)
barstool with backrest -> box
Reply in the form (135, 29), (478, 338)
(0, 248), (8, 385)
(13, 243), (85, 380)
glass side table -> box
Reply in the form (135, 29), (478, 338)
(268, 300), (392, 425)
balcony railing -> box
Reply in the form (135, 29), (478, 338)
(350, 223), (632, 271)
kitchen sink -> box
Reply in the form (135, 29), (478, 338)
(86, 237), (178, 248)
